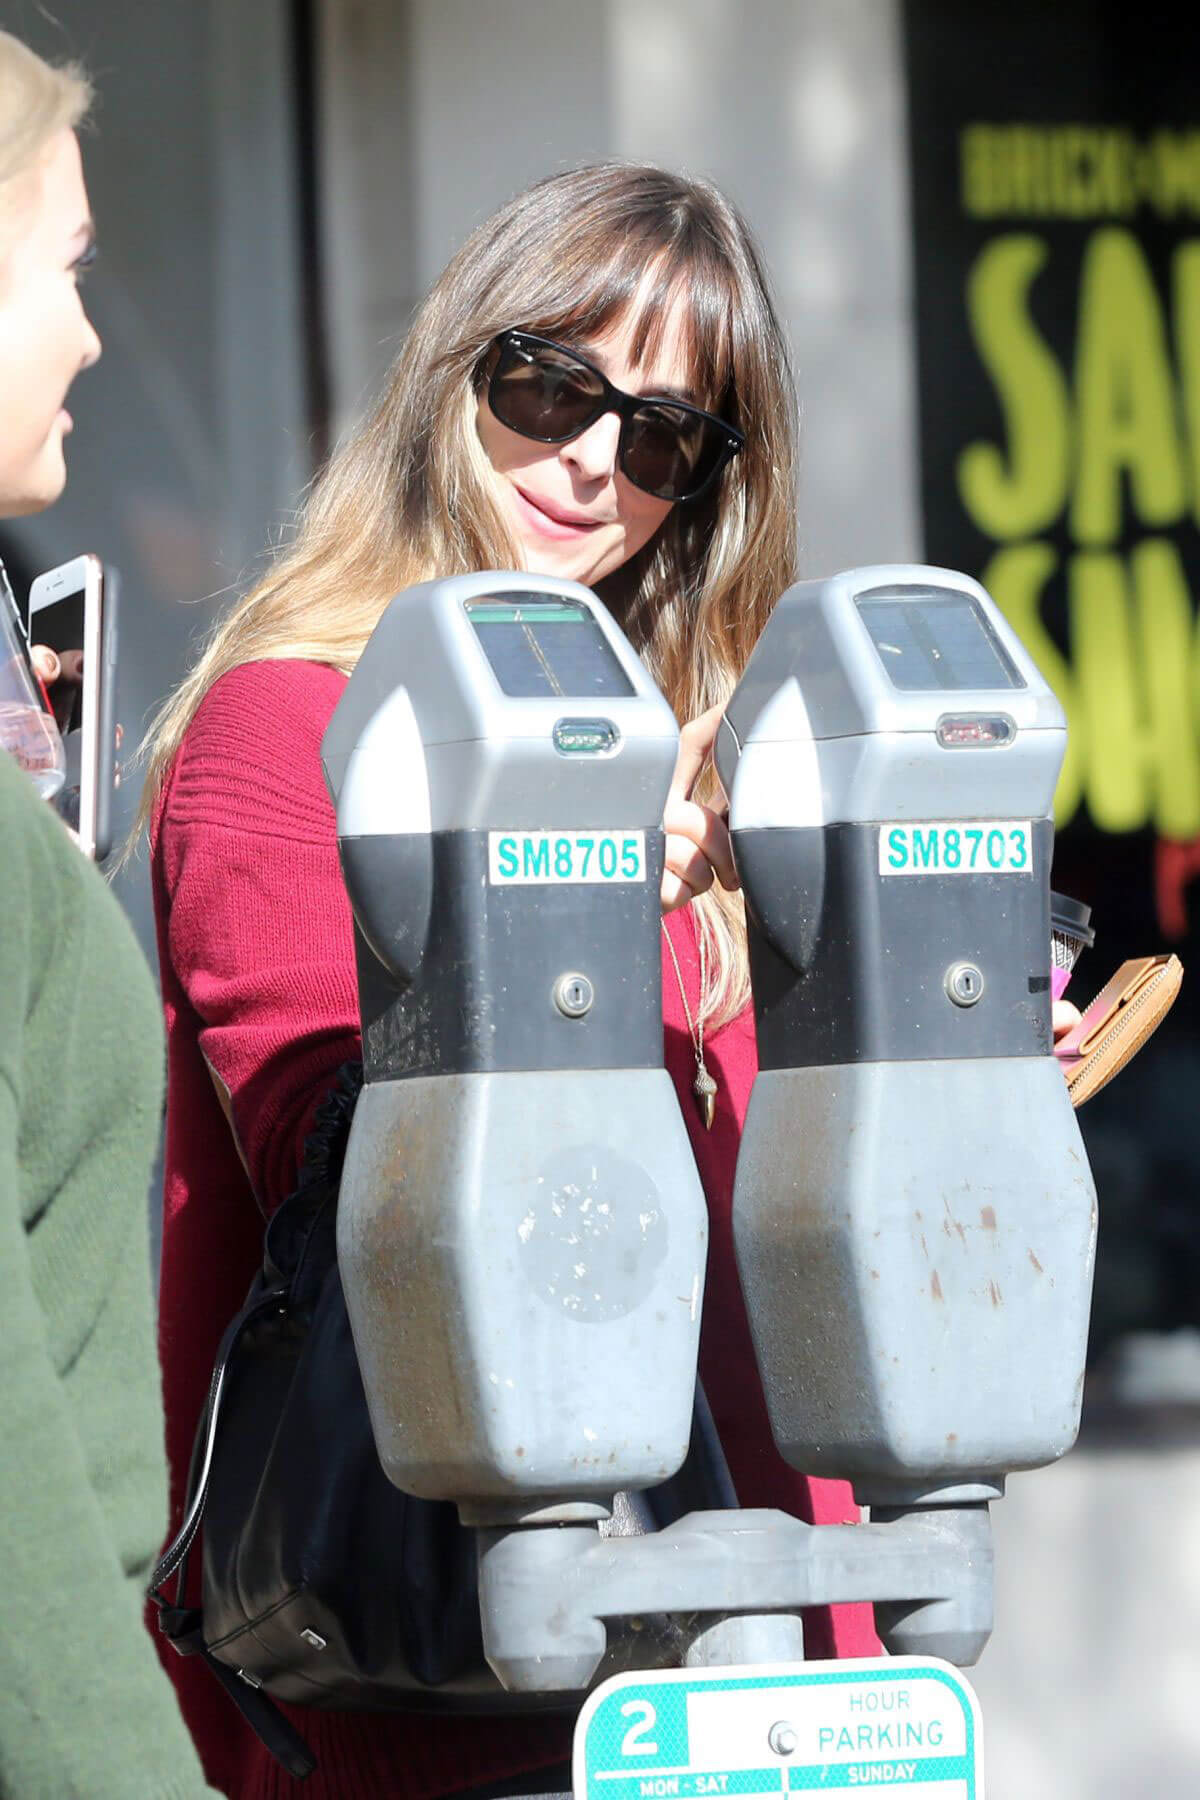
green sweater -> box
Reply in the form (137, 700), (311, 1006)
(0, 751), (217, 1798)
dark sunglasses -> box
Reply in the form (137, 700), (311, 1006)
(487, 330), (744, 503)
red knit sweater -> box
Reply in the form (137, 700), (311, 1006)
(150, 659), (877, 1800)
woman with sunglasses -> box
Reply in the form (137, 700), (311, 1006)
(136, 162), (877, 1800)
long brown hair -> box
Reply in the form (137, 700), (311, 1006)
(134, 162), (798, 1023)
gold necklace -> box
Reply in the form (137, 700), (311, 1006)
(662, 920), (718, 1129)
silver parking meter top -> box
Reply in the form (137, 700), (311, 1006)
(322, 573), (708, 1522)
(716, 563), (1067, 831)
(717, 566), (1097, 1506)
(325, 570), (680, 837)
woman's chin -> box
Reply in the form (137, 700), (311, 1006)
(518, 538), (620, 588)
(0, 477), (64, 519)
(519, 542), (577, 581)
(0, 441), (69, 518)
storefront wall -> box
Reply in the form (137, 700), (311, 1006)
(317, 0), (921, 580)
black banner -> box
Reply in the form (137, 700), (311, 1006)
(904, 2), (1200, 1372)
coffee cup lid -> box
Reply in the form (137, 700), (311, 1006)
(1050, 889), (1094, 946)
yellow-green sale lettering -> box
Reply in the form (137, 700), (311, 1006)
(952, 206), (1200, 837)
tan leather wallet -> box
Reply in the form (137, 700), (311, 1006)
(1054, 954), (1184, 1107)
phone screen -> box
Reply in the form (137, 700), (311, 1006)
(31, 587), (88, 829)
(30, 589), (87, 733)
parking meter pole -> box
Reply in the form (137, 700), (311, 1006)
(684, 1614), (806, 1667)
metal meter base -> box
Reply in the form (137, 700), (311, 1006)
(477, 1504), (994, 1693)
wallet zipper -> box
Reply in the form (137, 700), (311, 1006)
(1068, 977), (1163, 1088)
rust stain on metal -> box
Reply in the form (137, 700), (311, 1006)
(988, 1280), (1003, 1307)
(930, 1270), (944, 1302)
(1028, 1249), (1044, 1274)
(980, 1206), (997, 1232)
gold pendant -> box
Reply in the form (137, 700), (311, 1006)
(693, 1061), (718, 1130)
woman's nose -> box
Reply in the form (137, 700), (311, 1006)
(562, 410), (621, 484)
(80, 306), (102, 371)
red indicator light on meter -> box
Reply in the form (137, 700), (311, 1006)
(936, 714), (1016, 748)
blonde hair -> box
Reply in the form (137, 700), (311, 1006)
(136, 163), (799, 1026)
(0, 30), (91, 248)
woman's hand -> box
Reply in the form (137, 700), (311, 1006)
(31, 644), (84, 734)
(1052, 999), (1080, 1042)
(661, 704), (740, 913)
(31, 644), (60, 684)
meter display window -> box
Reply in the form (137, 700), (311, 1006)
(855, 588), (1026, 692)
(465, 597), (634, 699)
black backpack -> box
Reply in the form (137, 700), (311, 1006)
(148, 1064), (734, 1781)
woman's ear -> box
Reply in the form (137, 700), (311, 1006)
(473, 338), (502, 394)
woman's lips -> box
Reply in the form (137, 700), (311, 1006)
(511, 484), (604, 541)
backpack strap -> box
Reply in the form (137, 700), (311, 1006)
(147, 1284), (288, 1600)
(147, 1282), (317, 1779)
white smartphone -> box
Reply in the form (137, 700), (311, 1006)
(27, 554), (119, 860)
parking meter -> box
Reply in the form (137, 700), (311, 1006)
(322, 571), (708, 1525)
(716, 565), (1098, 1507)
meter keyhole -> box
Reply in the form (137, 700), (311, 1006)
(945, 961), (985, 1007)
(553, 972), (595, 1018)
